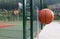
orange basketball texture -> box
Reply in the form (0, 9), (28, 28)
(38, 9), (54, 24)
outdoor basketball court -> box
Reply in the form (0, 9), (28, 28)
(0, 20), (38, 39)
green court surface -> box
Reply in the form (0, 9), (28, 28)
(0, 20), (38, 39)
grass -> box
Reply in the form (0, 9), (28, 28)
(58, 20), (60, 24)
(55, 20), (60, 24)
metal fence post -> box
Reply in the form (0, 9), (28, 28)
(43, 0), (47, 8)
(23, 0), (26, 39)
(39, 0), (43, 29)
(40, 0), (43, 10)
(40, 0), (47, 29)
(30, 0), (34, 39)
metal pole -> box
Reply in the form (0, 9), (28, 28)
(39, 0), (47, 29)
(43, 0), (47, 8)
(40, 0), (43, 29)
(23, 0), (26, 39)
(30, 0), (34, 39)
(39, 0), (43, 10)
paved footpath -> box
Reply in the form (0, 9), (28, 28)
(34, 21), (60, 39)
